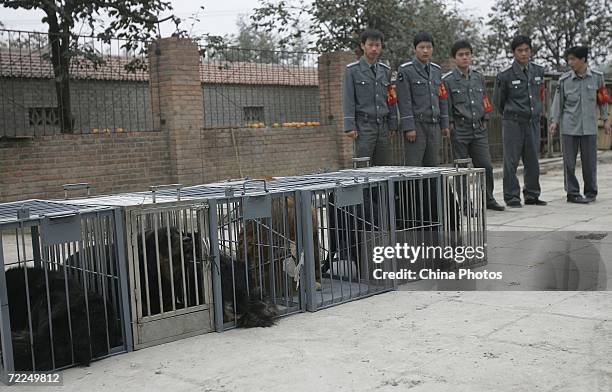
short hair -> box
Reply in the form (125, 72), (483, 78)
(360, 29), (384, 44)
(511, 35), (532, 51)
(413, 32), (434, 48)
(565, 46), (588, 62)
(451, 40), (473, 57)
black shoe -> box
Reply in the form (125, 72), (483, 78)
(584, 195), (597, 203)
(567, 194), (590, 204)
(506, 200), (522, 208)
(525, 198), (547, 206)
(487, 201), (506, 211)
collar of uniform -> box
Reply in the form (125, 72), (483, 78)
(359, 56), (378, 78)
(453, 67), (470, 80)
(413, 57), (431, 79)
(512, 60), (529, 79)
(571, 66), (592, 80)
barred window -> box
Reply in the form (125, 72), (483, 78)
(28, 107), (60, 127)
(243, 106), (264, 124)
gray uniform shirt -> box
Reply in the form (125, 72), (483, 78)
(493, 60), (545, 119)
(442, 67), (491, 130)
(342, 57), (397, 131)
(396, 58), (449, 130)
(550, 67), (609, 136)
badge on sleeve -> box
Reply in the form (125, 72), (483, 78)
(597, 85), (612, 105)
(483, 95), (493, 113)
(438, 83), (448, 100)
(387, 84), (398, 105)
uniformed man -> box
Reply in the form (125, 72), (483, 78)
(396, 32), (449, 167)
(549, 46), (611, 204)
(443, 40), (505, 211)
(493, 35), (547, 208)
(342, 29), (397, 166)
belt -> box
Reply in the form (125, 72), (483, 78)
(356, 112), (389, 125)
(414, 113), (439, 123)
(503, 111), (539, 121)
(454, 116), (482, 129)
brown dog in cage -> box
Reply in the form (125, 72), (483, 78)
(236, 180), (322, 300)
(137, 226), (277, 328)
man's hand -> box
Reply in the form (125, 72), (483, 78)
(604, 119), (611, 135)
(345, 130), (358, 140)
(442, 127), (450, 137)
(549, 122), (558, 136)
(405, 130), (417, 142)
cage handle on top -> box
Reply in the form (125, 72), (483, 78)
(241, 179), (269, 195)
(453, 158), (473, 170)
(352, 157), (371, 169)
(63, 183), (90, 199)
(149, 184), (183, 203)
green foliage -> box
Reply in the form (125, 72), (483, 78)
(250, 0), (483, 68)
(486, 0), (612, 72)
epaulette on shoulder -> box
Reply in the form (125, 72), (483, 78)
(530, 62), (544, 69)
(500, 65), (513, 74)
(592, 69), (604, 76)
(442, 71), (453, 80)
(346, 61), (359, 68)
(558, 71), (572, 81)
(400, 61), (413, 68)
(430, 62), (441, 69)
(378, 62), (390, 69)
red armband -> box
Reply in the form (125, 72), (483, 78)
(597, 86), (612, 105)
(387, 84), (397, 105)
(438, 83), (448, 100)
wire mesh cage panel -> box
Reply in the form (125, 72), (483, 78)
(0, 200), (131, 384)
(439, 167), (487, 270)
(296, 178), (395, 311)
(309, 166), (488, 280)
(60, 184), (307, 333)
(209, 186), (306, 331)
(121, 201), (215, 349)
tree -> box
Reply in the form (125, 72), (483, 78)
(0, 1), (181, 132)
(486, 0), (612, 72)
(201, 14), (310, 65)
(249, 0), (483, 68)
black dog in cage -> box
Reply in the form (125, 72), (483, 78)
(137, 227), (277, 327)
(218, 253), (277, 327)
(5, 265), (120, 371)
(322, 187), (383, 281)
(136, 227), (200, 315)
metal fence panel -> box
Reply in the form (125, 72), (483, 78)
(0, 29), (154, 137)
(0, 201), (131, 384)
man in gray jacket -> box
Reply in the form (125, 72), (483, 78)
(396, 32), (449, 166)
(493, 35), (547, 208)
(342, 29), (397, 166)
(549, 46), (611, 203)
(443, 40), (505, 211)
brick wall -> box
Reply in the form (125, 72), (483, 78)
(0, 39), (346, 202)
(0, 131), (172, 201)
(200, 125), (340, 183)
(0, 125), (339, 202)
(318, 52), (357, 168)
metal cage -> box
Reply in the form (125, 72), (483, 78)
(58, 190), (217, 348)
(0, 200), (132, 384)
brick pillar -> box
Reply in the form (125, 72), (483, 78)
(149, 37), (203, 186)
(318, 51), (357, 169)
